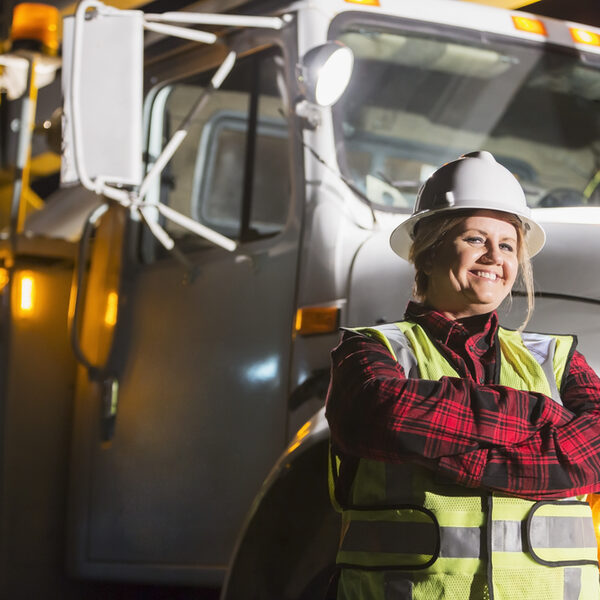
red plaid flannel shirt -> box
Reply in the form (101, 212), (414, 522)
(325, 301), (600, 500)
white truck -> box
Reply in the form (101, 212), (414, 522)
(0, 0), (599, 597)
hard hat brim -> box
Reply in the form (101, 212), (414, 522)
(390, 204), (546, 261)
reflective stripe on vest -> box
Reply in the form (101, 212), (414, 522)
(339, 507), (596, 559)
(335, 321), (598, 600)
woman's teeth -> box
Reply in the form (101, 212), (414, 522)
(474, 271), (498, 280)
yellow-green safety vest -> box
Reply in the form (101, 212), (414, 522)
(331, 321), (599, 600)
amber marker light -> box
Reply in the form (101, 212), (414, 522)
(511, 15), (547, 36)
(570, 28), (600, 47)
(18, 272), (35, 314)
(11, 3), (60, 53)
(344, 0), (380, 6)
(104, 291), (118, 327)
(295, 306), (340, 336)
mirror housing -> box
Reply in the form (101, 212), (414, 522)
(61, 7), (144, 188)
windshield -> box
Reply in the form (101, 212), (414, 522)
(332, 21), (600, 212)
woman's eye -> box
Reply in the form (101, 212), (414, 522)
(464, 236), (484, 244)
(500, 243), (515, 252)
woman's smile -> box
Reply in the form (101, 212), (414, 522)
(469, 270), (502, 281)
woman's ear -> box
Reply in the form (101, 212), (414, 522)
(422, 249), (434, 275)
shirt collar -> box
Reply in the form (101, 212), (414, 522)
(404, 300), (499, 346)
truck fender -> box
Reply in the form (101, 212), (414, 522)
(221, 407), (339, 600)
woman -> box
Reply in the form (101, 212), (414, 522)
(326, 151), (600, 600)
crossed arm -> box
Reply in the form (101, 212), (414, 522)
(325, 331), (600, 499)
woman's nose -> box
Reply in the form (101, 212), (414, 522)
(482, 243), (502, 264)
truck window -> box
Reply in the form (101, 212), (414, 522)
(332, 23), (600, 213)
(148, 48), (289, 247)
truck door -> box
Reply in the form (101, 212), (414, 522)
(68, 43), (301, 586)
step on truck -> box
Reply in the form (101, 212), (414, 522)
(0, 0), (600, 597)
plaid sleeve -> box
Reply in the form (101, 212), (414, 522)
(325, 330), (576, 470)
(470, 350), (600, 499)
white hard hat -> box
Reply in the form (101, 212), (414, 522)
(389, 151), (546, 260)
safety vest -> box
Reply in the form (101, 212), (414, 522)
(332, 321), (599, 600)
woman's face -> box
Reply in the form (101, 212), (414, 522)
(424, 210), (519, 320)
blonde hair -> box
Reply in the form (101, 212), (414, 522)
(408, 211), (535, 330)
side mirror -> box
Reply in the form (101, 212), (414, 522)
(61, 6), (144, 188)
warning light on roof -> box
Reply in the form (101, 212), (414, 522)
(511, 15), (547, 36)
(11, 3), (60, 54)
(570, 28), (600, 47)
(344, 0), (380, 6)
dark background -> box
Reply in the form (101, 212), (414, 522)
(525, 0), (599, 26)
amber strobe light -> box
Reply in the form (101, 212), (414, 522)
(295, 306), (340, 335)
(511, 15), (547, 36)
(11, 3), (60, 53)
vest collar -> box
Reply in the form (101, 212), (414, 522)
(404, 301), (499, 348)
